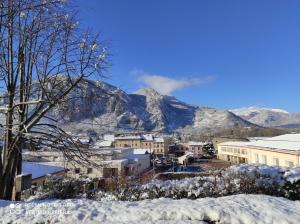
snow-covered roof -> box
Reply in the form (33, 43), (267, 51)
(91, 147), (133, 155)
(115, 135), (141, 140)
(219, 134), (300, 151)
(94, 140), (113, 147)
(247, 134), (300, 151)
(126, 154), (149, 159)
(98, 159), (129, 166)
(22, 162), (64, 179)
(218, 141), (251, 147)
(142, 134), (153, 141)
(104, 134), (115, 141)
(134, 148), (152, 154)
(248, 137), (271, 141)
(154, 137), (164, 143)
(188, 141), (206, 146)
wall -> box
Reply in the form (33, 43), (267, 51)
(217, 144), (300, 166)
(247, 147), (299, 167)
(115, 139), (141, 148)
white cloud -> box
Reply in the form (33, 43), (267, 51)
(132, 70), (214, 95)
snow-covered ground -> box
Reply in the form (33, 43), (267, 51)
(0, 194), (299, 224)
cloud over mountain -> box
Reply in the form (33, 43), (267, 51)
(133, 70), (214, 95)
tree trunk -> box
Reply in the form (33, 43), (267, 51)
(0, 90), (17, 200)
(0, 145), (18, 200)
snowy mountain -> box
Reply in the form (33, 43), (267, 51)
(0, 78), (259, 135)
(230, 107), (300, 128)
(50, 79), (258, 134)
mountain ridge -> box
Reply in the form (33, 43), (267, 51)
(53, 79), (259, 134)
(230, 106), (300, 128)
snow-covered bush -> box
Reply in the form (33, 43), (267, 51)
(31, 175), (98, 200)
(92, 164), (300, 201)
(29, 164), (300, 201)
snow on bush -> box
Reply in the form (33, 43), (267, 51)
(28, 175), (98, 200)
(30, 164), (300, 201)
(91, 164), (300, 201)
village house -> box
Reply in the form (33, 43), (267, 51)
(114, 135), (142, 148)
(168, 143), (188, 157)
(187, 141), (206, 158)
(114, 134), (168, 156)
(152, 137), (168, 156)
(216, 134), (300, 166)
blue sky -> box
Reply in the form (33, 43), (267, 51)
(75, 0), (300, 113)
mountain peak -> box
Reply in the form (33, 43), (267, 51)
(134, 87), (162, 97)
(230, 107), (289, 116)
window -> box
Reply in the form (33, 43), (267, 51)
(87, 168), (93, 174)
(285, 161), (294, 167)
(75, 168), (81, 174)
(254, 153), (259, 163)
(272, 158), (279, 166)
(261, 155), (267, 164)
(241, 149), (247, 155)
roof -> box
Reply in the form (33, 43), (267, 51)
(22, 162), (64, 179)
(188, 141), (206, 146)
(248, 137), (270, 141)
(219, 134), (300, 151)
(115, 135), (142, 140)
(142, 134), (153, 141)
(94, 140), (113, 147)
(126, 154), (149, 159)
(218, 141), (251, 147)
(247, 134), (300, 151)
(91, 147), (133, 155)
(104, 134), (115, 141)
(154, 137), (164, 143)
(98, 159), (129, 165)
(133, 148), (152, 154)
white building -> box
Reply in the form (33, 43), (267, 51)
(217, 134), (300, 167)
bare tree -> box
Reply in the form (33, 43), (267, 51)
(0, 0), (107, 200)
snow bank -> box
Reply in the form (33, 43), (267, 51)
(1, 194), (300, 224)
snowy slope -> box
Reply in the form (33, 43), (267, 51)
(1, 195), (300, 224)
(230, 107), (300, 128)
(131, 88), (197, 132)
(193, 107), (256, 130)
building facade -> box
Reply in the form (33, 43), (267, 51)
(115, 136), (142, 148)
(187, 141), (206, 158)
(114, 135), (168, 156)
(217, 134), (300, 166)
